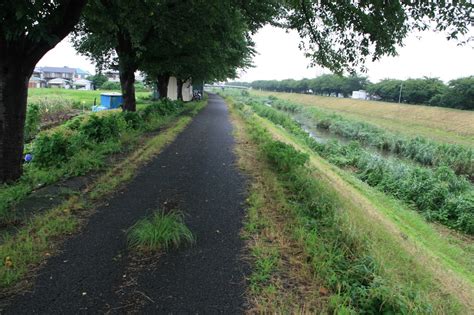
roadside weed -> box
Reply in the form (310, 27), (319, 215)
(127, 211), (194, 252)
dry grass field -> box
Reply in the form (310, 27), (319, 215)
(251, 90), (474, 147)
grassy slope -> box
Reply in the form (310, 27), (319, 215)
(229, 105), (327, 312)
(253, 113), (474, 312)
(251, 90), (474, 147)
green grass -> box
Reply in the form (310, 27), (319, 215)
(28, 88), (150, 109)
(0, 196), (82, 286)
(127, 211), (194, 252)
(248, 245), (280, 293)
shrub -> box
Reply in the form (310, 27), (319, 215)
(24, 104), (41, 142)
(101, 81), (121, 90)
(79, 115), (125, 142)
(33, 132), (74, 168)
(121, 111), (144, 130)
(263, 141), (309, 173)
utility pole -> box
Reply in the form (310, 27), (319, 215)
(398, 82), (404, 103)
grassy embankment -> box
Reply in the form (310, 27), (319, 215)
(0, 97), (206, 289)
(251, 90), (474, 147)
(227, 95), (474, 313)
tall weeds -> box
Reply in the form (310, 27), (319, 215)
(239, 107), (433, 313)
(272, 97), (474, 180)
(245, 99), (474, 234)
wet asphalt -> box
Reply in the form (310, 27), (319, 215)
(4, 94), (249, 314)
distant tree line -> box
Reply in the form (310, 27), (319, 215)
(233, 75), (474, 110)
(250, 74), (369, 97)
(367, 77), (474, 110)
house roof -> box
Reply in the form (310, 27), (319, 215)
(38, 66), (76, 73)
(29, 76), (44, 82)
(73, 79), (91, 85)
(48, 78), (69, 84)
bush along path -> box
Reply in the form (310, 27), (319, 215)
(2, 94), (249, 313)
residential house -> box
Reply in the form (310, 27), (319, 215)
(37, 66), (76, 80)
(31, 66), (92, 89)
(73, 79), (92, 90)
(28, 76), (46, 88)
(48, 78), (71, 89)
(104, 70), (120, 82)
(103, 70), (144, 83)
(75, 68), (91, 80)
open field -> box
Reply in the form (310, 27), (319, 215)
(251, 90), (474, 147)
(28, 88), (151, 108)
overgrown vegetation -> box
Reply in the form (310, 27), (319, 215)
(0, 100), (204, 288)
(236, 97), (474, 234)
(267, 97), (474, 179)
(0, 99), (192, 223)
(128, 211), (193, 252)
(235, 105), (438, 314)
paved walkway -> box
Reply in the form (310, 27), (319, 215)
(6, 94), (249, 313)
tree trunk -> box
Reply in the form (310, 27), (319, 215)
(177, 78), (184, 101)
(116, 31), (137, 112)
(157, 74), (170, 99)
(0, 58), (30, 183)
(119, 67), (136, 111)
(0, 1), (87, 184)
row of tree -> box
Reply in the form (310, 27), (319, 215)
(367, 77), (474, 110)
(0, 1), (472, 182)
(250, 74), (369, 97)
(238, 75), (474, 110)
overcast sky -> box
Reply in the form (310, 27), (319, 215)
(38, 25), (473, 83)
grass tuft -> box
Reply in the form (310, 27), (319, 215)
(127, 211), (194, 252)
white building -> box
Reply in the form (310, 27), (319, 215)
(47, 78), (71, 89)
(73, 79), (92, 90)
(352, 90), (368, 100)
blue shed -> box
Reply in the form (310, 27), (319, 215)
(100, 93), (123, 109)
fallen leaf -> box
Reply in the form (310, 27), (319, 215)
(319, 287), (329, 296)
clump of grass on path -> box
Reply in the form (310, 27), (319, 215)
(127, 211), (194, 252)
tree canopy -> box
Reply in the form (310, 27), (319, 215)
(283, 1), (473, 73)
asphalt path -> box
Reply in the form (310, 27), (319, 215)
(5, 94), (249, 314)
